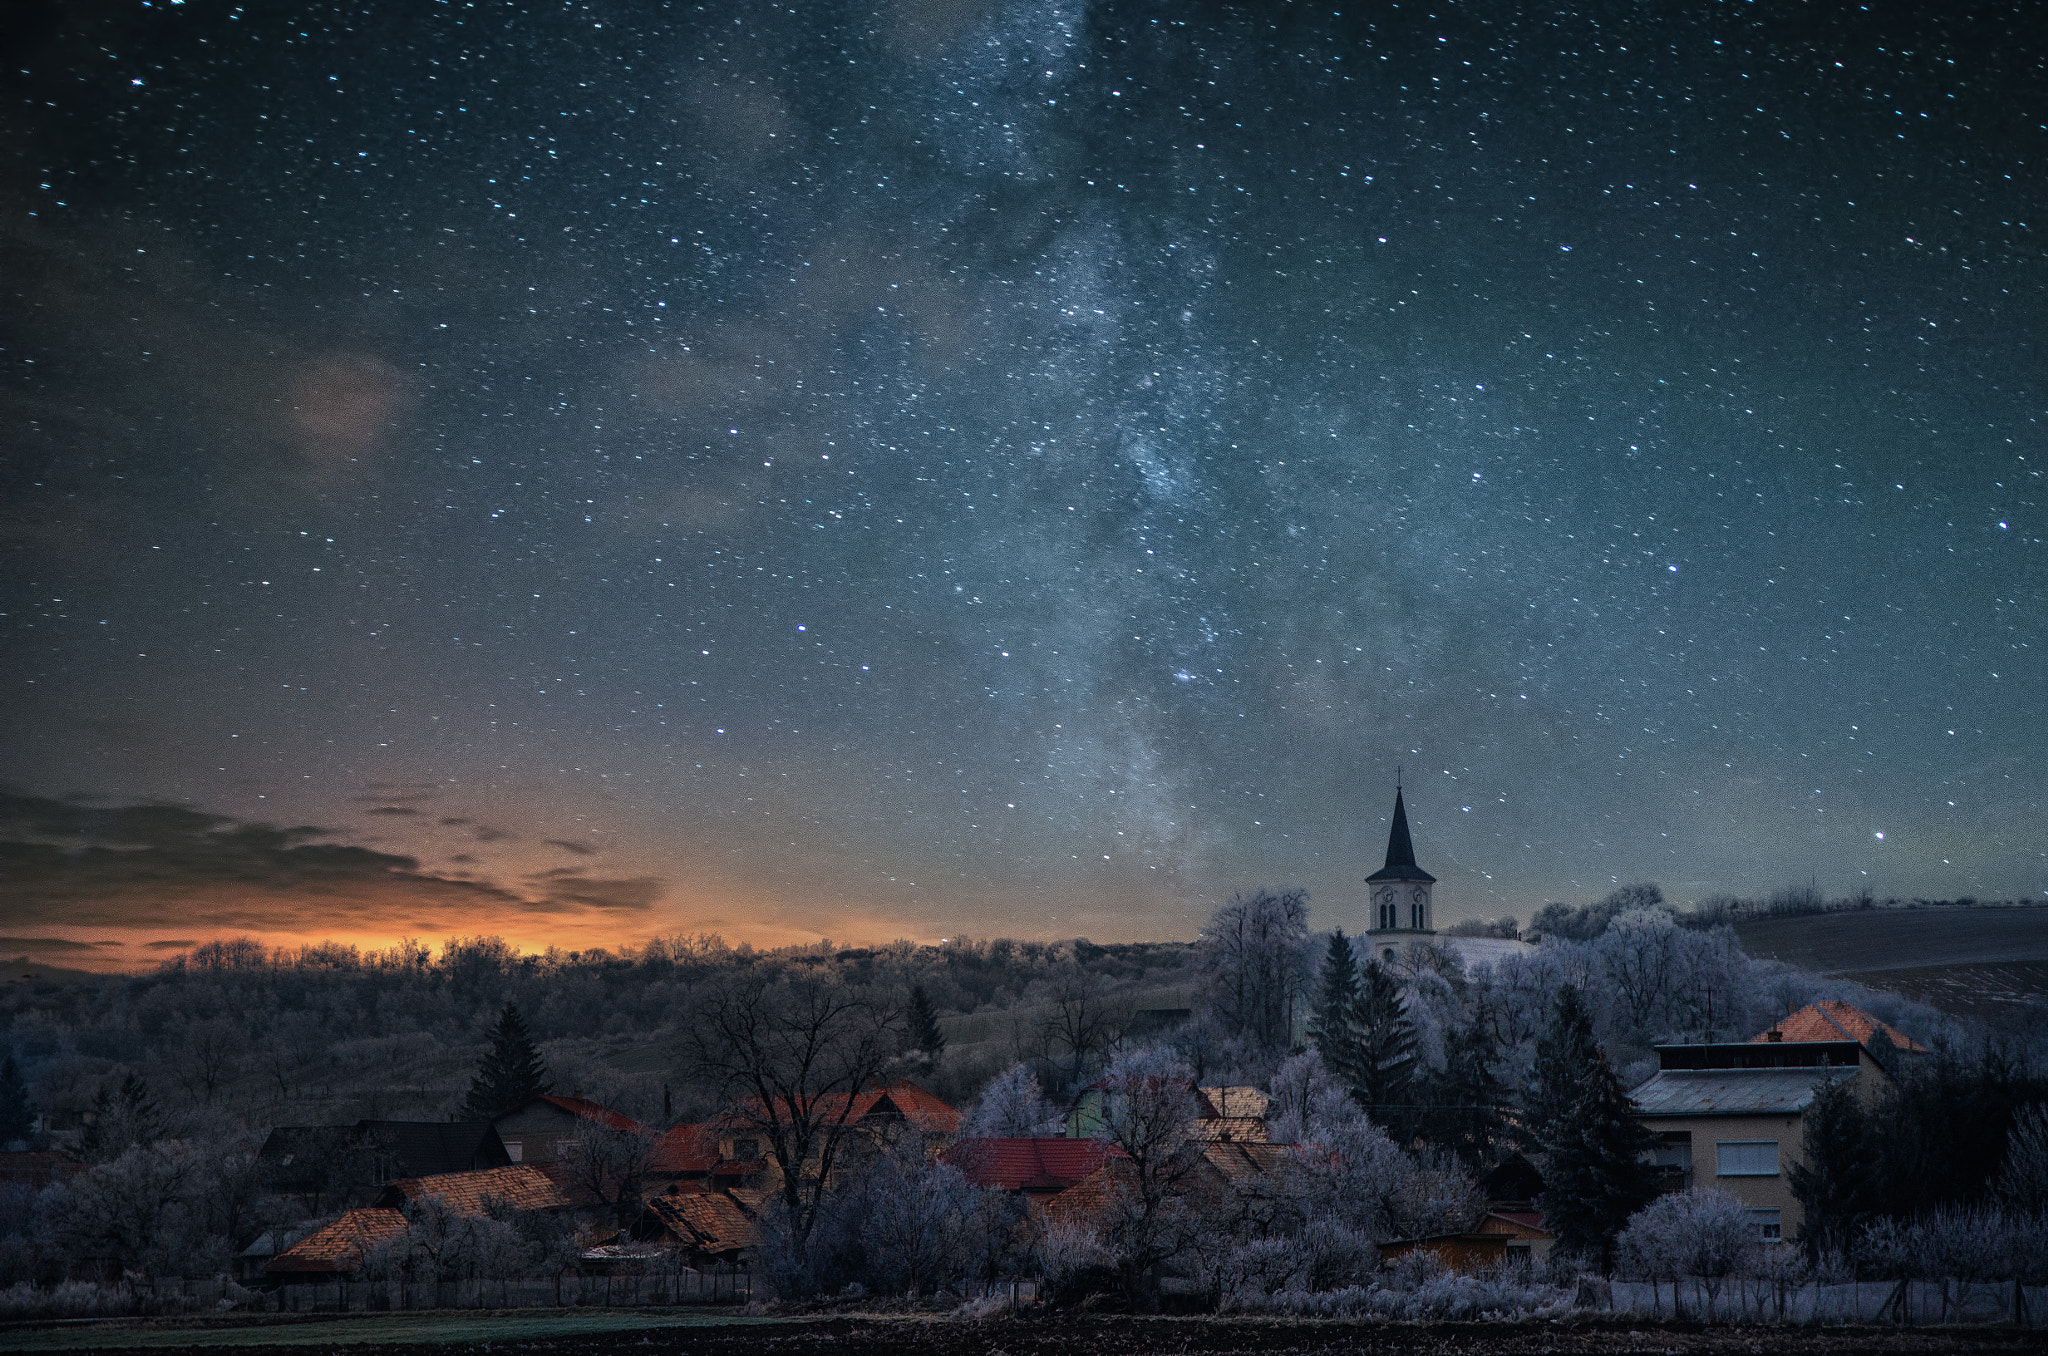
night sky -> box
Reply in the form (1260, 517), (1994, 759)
(3, 1), (2043, 965)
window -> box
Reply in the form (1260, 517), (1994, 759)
(1412, 901), (1425, 928)
(504, 1140), (522, 1163)
(1746, 1208), (1782, 1241)
(1716, 1141), (1779, 1176)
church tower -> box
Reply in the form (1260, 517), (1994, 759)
(1365, 785), (1436, 956)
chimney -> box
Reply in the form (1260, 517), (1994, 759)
(1766, 1029), (1783, 1043)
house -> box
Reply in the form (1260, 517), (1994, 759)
(263, 1207), (408, 1282)
(941, 1136), (1121, 1204)
(1064, 1083), (1271, 1140)
(374, 1161), (596, 1215)
(0, 1148), (84, 1190)
(632, 1186), (763, 1266)
(256, 1120), (510, 1207)
(492, 1095), (644, 1164)
(1380, 1211), (1556, 1269)
(1629, 1001), (1916, 1242)
(264, 1161), (603, 1283)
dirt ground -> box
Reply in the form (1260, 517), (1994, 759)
(8, 1313), (2045, 1356)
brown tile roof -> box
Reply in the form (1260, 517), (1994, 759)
(940, 1137), (1119, 1192)
(643, 1192), (761, 1254)
(1199, 1140), (1297, 1184)
(264, 1207), (406, 1275)
(1188, 1116), (1269, 1143)
(1752, 1000), (1929, 1053)
(1473, 1211), (1554, 1239)
(538, 1095), (646, 1133)
(378, 1162), (596, 1215)
(1197, 1086), (1270, 1120)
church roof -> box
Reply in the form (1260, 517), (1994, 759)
(1365, 788), (1436, 883)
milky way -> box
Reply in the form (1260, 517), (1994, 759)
(2, 1), (2042, 958)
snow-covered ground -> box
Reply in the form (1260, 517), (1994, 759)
(1435, 935), (1537, 969)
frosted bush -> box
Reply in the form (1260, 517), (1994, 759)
(1235, 1271), (1572, 1320)
(1615, 1188), (1758, 1280)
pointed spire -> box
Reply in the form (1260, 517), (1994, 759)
(1366, 786), (1436, 883)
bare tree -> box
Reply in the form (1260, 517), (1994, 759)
(1088, 1047), (1208, 1306)
(1035, 970), (1133, 1090)
(554, 1121), (657, 1232)
(1199, 889), (1311, 1056)
(678, 968), (902, 1271)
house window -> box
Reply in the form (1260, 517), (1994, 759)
(504, 1140), (522, 1163)
(1715, 1141), (1779, 1176)
(1746, 1208), (1782, 1241)
(1650, 1131), (1692, 1190)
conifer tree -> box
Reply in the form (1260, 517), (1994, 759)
(463, 1003), (551, 1121)
(908, 985), (946, 1059)
(1308, 930), (1361, 1085)
(1789, 1076), (1883, 1262)
(79, 1072), (158, 1162)
(0, 1054), (34, 1147)
(1421, 1003), (1507, 1168)
(1347, 957), (1417, 1137)
(1527, 986), (1659, 1265)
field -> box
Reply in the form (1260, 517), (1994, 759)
(2, 1313), (2040, 1356)
(1732, 907), (2048, 975)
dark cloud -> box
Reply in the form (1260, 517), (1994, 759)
(470, 826), (513, 843)
(0, 936), (105, 953)
(0, 791), (659, 935)
(144, 940), (199, 950)
(545, 839), (598, 856)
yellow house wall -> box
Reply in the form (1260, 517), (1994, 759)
(1641, 1113), (1805, 1231)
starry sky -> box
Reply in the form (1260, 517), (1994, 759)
(2, 0), (2043, 967)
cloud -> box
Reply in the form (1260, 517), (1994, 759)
(0, 791), (666, 945)
(470, 825), (514, 842)
(366, 806), (419, 817)
(0, 936), (106, 954)
(545, 839), (598, 856)
(144, 939), (198, 951)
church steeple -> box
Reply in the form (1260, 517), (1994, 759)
(1366, 786), (1436, 942)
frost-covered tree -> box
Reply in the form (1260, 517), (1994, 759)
(1994, 1101), (2048, 1215)
(1615, 1188), (1758, 1282)
(1089, 1046), (1207, 1304)
(1418, 1002), (1508, 1169)
(961, 1061), (1059, 1138)
(1200, 889), (1311, 1057)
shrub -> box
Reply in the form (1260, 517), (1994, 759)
(1615, 1188), (1760, 1281)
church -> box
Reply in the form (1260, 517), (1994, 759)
(1364, 786), (1436, 958)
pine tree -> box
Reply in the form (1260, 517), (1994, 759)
(1347, 957), (1417, 1137)
(1308, 930), (1361, 1085)
(463, 1003), (551, 1121)
(1789, 1076), (1883, 1262)
(80, 1072), (158, 1162)
(1526, 984), (1603, 1140)
(1527, 986), (1659, 1266)
(908, 985), (946, 1059)
(1421, 1003), (1507, 1169)
(0, 1054), (34, 1147)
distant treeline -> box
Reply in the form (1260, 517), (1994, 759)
(1447, 886), (2045, 945)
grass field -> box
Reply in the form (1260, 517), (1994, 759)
(1, 1313), (2037, 1356)
(1732, 906), (2048, 974)
(0, 1308), (782, 1351)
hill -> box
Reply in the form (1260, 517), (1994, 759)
(1731, 905), (2048, 974)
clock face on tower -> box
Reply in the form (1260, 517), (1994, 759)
(1411, 887), (1427, 905)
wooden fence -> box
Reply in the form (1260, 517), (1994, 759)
(270, 1268), (753, 1312)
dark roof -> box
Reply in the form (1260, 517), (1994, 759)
(1631, 1066), (1859, 1117)
(1365, 788), (1436, 884)
(0, 1149), (84, 1188)
(356, 1121), (512, 1177)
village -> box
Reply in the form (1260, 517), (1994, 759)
(4, 798), (2041, 1327)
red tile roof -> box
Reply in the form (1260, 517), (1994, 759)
(940, 1137), (1120, 1192)
(1752, 1000), (1928, 1053)
(379, 1162), (596, 1214)
(724, 1079), (961, 1137)
(539, 1095), (646, 1133)
(648, 1122), (721, 1175)
(265, 1207), (406, 1275)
